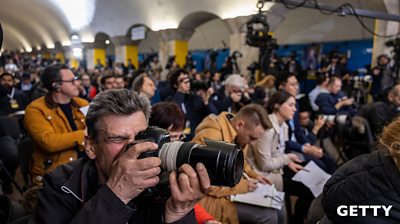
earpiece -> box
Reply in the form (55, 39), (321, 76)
(52, 82), (60, 91)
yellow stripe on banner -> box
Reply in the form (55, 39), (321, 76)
(93, 48), (106, 67)
(174, 40), (188, 68)
(55, 52), (65, 64)
(125, 45), (139, 69)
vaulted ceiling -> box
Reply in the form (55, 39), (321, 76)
(0, 0), (395, 52)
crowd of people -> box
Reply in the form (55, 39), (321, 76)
(0, 47), (400, 224)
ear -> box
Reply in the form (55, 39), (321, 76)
(52, 82), (60, 91)
(84, 136), (96, 159)
(235, 119), (245, 130)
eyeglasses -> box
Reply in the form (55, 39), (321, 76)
(59, 76), (78, 84)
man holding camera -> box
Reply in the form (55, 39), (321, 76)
(191, 104), (279, 224)
(31, 89), (210, 224)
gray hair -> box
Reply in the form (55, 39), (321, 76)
(86, 89), (151, 141)
(223, 74), (245, 89)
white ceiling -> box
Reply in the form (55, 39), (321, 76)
(0, 0), (396, 51)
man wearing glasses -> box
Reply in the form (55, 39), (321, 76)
(24, 64), (88, 185)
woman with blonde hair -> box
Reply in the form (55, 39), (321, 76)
(323, 118), (400, 223)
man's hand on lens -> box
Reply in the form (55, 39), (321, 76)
(106, 142), (161, 204)
(165, 163), (210, 223)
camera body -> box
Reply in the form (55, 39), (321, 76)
(131, 126), (244, 201)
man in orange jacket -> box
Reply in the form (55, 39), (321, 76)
(24, 64), (88, 185)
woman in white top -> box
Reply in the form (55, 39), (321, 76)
(249, 91), (314, 224)
(248, 91), (303, 190)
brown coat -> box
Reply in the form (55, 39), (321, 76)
(191, 112), (262, 224)
(24, 95), (88, 185)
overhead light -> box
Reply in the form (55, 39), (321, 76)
(37, 46), (42, 50)
(47, 44), (55, 49)
(71, 34), (80, 40)
(105, 40), (110, 45)
(72, 47), (82, 58)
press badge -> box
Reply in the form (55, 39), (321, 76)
(10, 99), (19, 109)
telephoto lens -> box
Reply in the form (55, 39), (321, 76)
(135, 126), (244, 187)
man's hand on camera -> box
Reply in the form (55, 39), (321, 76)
(106, 142), (161, 204)
(165, 163), (210, 223)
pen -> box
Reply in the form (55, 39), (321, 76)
(243, 172), (251, 180)
(302, 168), (310, 172)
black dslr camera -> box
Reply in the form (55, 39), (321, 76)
(129, 126), (244, 201)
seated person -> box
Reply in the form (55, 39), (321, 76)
(358, 83), (400, 139)
(276, 73), (336, 174)
(24, 65), (88, 185)
(149, 101), (221, 224)
(192, 104), (279, 224)
(248, 91), (314, 223)
(0, 72), (28, 116)
(30, 89), (210, 223)
(323, 118), (400, 223)
(315, 75), (354, 115)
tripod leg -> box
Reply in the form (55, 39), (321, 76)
(0, 160), (23, 195)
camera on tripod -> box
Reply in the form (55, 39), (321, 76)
(130, 126), (244, 201)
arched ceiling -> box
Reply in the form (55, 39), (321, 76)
(0, 0), (396, 52)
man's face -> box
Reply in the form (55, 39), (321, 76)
(115, 77), (125, 89)
(299, 111), (311, 127)
(0, 75), (14, 89)
(88, 112), (148, 183)
(177, 73), (190, 93)
(283, 76), (299, 97)
(59, 69), (79, 97)
(141, 77), (156, 98)
(329, 79), (342, 95)
(103, 77), (116, 90)
(389, 85), (400, 107)
(81, 75), (91, 87)
(235, 123), (265, 146)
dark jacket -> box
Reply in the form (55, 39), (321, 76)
(322, 150), (400, 224)
(172, 92), (217, 139)
(30, 158), (195, 224)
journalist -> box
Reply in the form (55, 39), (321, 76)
(30, 89), (210, 224)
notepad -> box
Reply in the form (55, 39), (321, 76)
(231, 183), (285, 210)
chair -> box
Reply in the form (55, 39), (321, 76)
(0, 116), (21, 141)
(18, 137), (34, 189)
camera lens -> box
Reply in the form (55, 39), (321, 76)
(159, 140), (244, 187)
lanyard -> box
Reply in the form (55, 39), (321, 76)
(7, 88), (15, 99)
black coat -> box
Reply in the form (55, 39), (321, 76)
(322, 150), (400, 223)
(30, 158), (196, 224)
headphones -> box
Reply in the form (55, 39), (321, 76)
(52, 82), (60, 91)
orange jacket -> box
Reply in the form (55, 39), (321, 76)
(191, 112), (262, 224)
(24, 95), (88, 185)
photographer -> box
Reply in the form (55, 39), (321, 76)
(30, 89), (210, 224)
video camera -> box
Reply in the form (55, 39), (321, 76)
(130, 126), (244, 201)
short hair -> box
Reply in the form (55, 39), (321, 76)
(169, 68), (188, 91)
(86, 89), (151, 142)
(266, 91), (294, 114)
(315, 72), (328, 85)
(275, 72), (297, 90)
(132, 73), (153, 92)
(149, 102), (185, 131)
(41, 64), (69, 91)
(235, 104), (271, 130)
(223, 74), (244, 89)
(0, 72), (13, 80)
(100, 74), (115, 85)
(327, 75), (341, 86)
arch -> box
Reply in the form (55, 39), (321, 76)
(179, 11), (225, 30)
